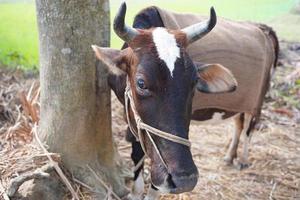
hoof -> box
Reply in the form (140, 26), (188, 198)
(223, 156), (233, 165)
(233, 159), (251, 170)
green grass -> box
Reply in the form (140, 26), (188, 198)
(0, 0), (298, 70)
(0, 3), (38, 69)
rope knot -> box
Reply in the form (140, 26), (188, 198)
(136, 118), (142, 127)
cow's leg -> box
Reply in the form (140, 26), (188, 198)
(128, 140), (145, 200)
(234, 113), (253, 169)
(144, 185), (160, 200)
(224, 113), (244, 165)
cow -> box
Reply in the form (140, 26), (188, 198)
(92, 2), (278, 200)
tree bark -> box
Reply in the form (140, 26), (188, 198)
(36, 0), (128, 198)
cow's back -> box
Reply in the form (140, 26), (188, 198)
(155, 7), (276, 115)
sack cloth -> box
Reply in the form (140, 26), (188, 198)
(155, 7), (275, 115)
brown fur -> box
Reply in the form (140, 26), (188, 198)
(198, 64), (237, 93)
(129, 29), (155, 50)
(173, 30), (189, 48)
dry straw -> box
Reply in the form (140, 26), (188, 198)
(0, 63), (299, 200)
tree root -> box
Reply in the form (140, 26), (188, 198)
(7, 163), (54, 197)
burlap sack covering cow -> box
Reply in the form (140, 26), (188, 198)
(154, 7), (276, 115)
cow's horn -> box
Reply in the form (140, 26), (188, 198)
(182, 7), (217, 44)
(114, 2), (139, 43)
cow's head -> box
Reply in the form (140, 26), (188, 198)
(92, 3), (237, 194)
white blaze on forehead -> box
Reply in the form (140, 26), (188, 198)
(152, 27), (180, 77)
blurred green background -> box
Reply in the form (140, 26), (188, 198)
(0, 0), (299, 70)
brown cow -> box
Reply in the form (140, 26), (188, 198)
(92, 3), (278, 200)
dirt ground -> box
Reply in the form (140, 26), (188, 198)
(0, 40), (299, 199)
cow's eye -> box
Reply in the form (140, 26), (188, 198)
(136, 77), (151, 97)
(137, 78), (147, 90)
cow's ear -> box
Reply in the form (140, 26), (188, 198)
(196, 63), (237, 93)
(91, 45), (127, 75)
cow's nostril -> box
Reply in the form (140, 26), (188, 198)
(166, 174), (176, 189)
(168, 172), (199, 194)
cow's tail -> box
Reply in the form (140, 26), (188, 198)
(257, 23), (279, 71)
(266, 25), (279, 71)
(252, 23), (279, 128)
(270, 28), (279, 69)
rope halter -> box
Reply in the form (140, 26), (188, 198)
(124, 77), (191, 172)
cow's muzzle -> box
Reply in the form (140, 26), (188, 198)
(153, 170), (199, 194)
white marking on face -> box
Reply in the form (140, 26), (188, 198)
(144, 185), (161, 200)
(152, 27), (180, 77)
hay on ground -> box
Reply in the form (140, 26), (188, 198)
(0, 41), (299, 200)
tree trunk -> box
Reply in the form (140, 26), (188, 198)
(36, 0), (129, 198)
